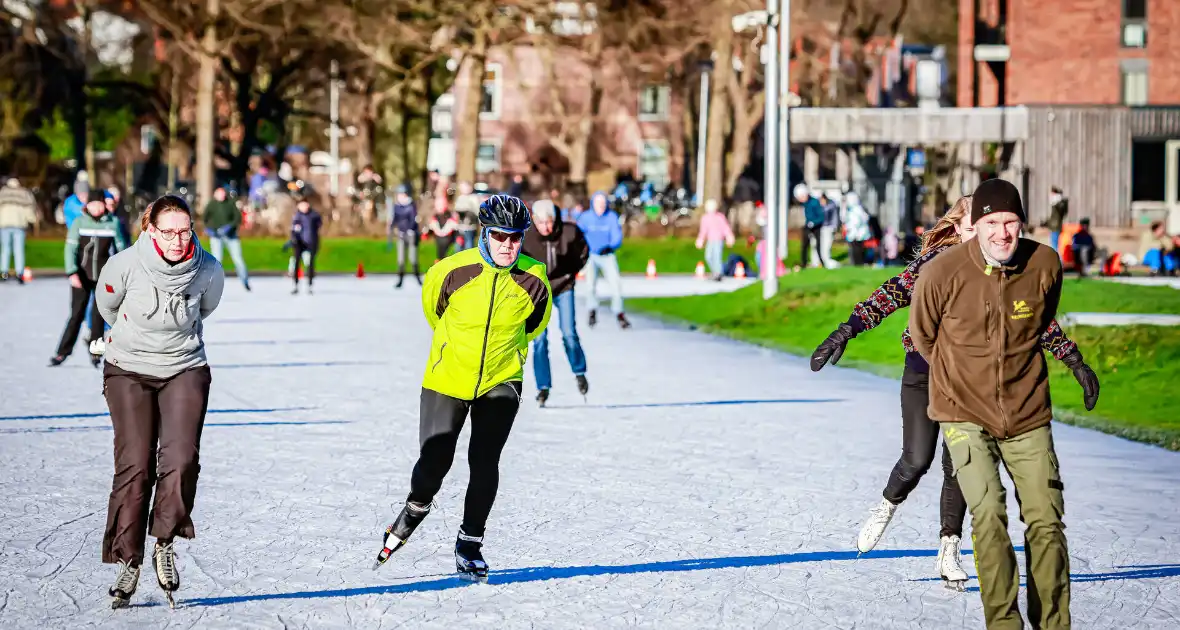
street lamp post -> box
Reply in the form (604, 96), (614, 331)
(778, 0), (792, 263)
(695, 61), (713, 207)
(330, 59), (341, 198)
(762, 0), (779, 300)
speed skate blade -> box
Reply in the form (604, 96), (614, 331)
(372, 535), (407, 571)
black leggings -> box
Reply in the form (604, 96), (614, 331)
(435, 234), (456, 261)
(801, 225), (827, 267)
(56, 274), (102, 357)
(409, 382), (522, 537)
(882, 367), (967, 538)
(293, 242), (317, 286)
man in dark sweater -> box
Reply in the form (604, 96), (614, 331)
(911, 178), (1092, 629)
(203, 184), (250, 290)
(521, 198), (590, 406)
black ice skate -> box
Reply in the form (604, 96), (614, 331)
(454, 527), (489, 583)
(373, 500), (431, 570)
(108, 560), (140, 609)
(587, 310), (597, 328)
(152, 540), (180, 608)
(536, 389), (549, 408)
(617, 313), (632, 329)
(576, 375), (589, 401)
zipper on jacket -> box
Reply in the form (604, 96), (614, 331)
(432, 342), (447, 372)
(996, 272), (1010, 438)
(472, 272), (499, 398)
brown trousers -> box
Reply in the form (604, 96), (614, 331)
(102, 363), (212, 565)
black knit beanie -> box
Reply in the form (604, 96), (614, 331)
(971, 178), (1026, 224)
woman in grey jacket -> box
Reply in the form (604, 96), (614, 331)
(94, 195), (224, 609)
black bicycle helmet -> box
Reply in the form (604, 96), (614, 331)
(478, 194), (532, 232)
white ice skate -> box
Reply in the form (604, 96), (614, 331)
(89, 338), (106, 356)
(108, 561), (140, 609)
(856, 498), (899, 554)
(152, 541), (180, 608)
(937, 535), (969, 592)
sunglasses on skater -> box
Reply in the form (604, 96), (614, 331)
(488, 230), (524, 245)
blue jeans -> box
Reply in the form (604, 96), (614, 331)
(585, 253), (624, 314)
(532, 289), (587, 391)
(457, 229), (477, 251)
(0, 227), (26, 275)
(209, 235), (250, 283)
(704, 240), (725, 276)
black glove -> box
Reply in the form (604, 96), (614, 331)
(1061, 351), (1099, 411)
(811, 322), (855, 372)
(598, 247), (615, 256)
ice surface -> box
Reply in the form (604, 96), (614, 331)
(0, 276), (1177, 629)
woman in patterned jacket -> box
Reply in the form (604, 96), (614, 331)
(809, 195), (1100, 590)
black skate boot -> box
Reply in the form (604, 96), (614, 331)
(617, 313), (632, 329)
(109, 560), (140, 609)
(152, 540), (180, 608)
(575, 375), (589, 400)
(454, 527), (489, 583)
(536, 389), (550, 408)
(395, 274), (405, 289)
(48, 355), (67, 367)
(373, 499), (431, 570)
(588, 310), (597, 328)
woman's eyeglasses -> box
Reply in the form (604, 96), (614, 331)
(155, 227), (194, 242)
(488, 230), (524, 245)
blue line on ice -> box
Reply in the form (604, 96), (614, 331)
(547, 398), (844, 410)
(180, 548), (966, 608)
(0, 420), (351, 435)
(907, 563), (1180, 592)
(216, 361), (384, 369)
(0, 407), (316, 422)
(214, 317), (312, 324)
(205, 339), (339, 346)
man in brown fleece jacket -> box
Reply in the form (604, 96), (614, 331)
(911, 178), (1086, 630)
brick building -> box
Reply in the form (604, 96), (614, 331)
(959, 0), (1180, 106)
(432, 44), (686, 193)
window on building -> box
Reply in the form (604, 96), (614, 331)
(480, 64), (502, 119)
(638, 85), (670, 121)
(1121, 60), (1149, 106)
(638, 141), (670, 190)
(1122, 0), (1147, 48)
(476, 141), (501, 174)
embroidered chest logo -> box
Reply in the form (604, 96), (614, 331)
(1011, 300), (1034, 320)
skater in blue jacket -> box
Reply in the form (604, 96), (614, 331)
(575, 191), (630, 329)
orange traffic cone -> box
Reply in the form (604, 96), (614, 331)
(21, 267), (32, 282)
(735, 262), (747, 279)
(356, 262), (366, 279)
(297, 267), (304, 280)
(645, 259), (657, 279)
(694, 261), (706, 279)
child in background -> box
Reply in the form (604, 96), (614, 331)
(288, 194), (322, 295)
(427, 196), (459, 262)
(696, 199), (735, 281)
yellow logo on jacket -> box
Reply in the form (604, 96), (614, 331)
(1011, 300), (1033, 320)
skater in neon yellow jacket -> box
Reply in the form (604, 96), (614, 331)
(376, 194), (551, 582)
